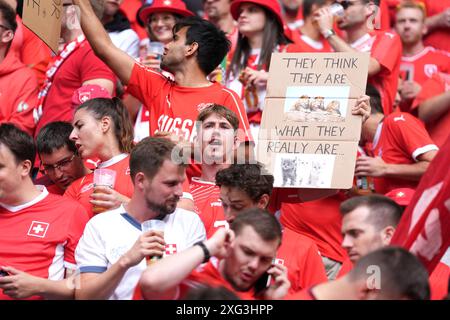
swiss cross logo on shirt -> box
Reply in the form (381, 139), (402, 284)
(27, 221), (50, 238)
(165, 244), (177, 256)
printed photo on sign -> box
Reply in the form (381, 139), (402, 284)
(283, 86), (350, 123)
(273, 153), (335, 188)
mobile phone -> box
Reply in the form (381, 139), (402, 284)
(405, 70), (411, 81)
(253, 271), (270, 296)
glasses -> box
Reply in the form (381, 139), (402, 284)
(40, 154), (76, 174)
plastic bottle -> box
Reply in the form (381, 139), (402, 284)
(355, 147), (375, 195)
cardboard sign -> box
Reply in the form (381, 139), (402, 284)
(258, 52), (370, 189)
(22, 0), (62, 53)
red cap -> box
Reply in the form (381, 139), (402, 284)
(385, 188), (415, 207)
(139, 0), (194, 24)
(230, 0), (284, 31)
(71, 85), (112, 108)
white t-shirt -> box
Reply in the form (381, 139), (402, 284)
(75, 205), (206, 300)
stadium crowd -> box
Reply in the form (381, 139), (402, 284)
(0, 0), (448, 300)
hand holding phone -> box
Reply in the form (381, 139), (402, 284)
(259, 262), (291, 300)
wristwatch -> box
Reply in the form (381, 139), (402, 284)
(195, 241), (211, 263)
(322, 29), (336, 39)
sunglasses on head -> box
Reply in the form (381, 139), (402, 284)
(336, 0), (361, 10)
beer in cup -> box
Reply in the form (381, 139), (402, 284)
(147, 41), (164, 70)
(141, 219), (166, 265)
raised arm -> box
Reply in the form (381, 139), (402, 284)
(313, 8), (381, 76)
(72, 0), (135, 84)
(425, 8), (450, 33)
(355, 150), (438, 182)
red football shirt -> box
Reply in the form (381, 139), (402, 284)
(0, 50), (38, 136)
(127, 63), (252, 142)
(400, 47), (450, 86)
(133, 257), (255, 300)
(0, 187), (89, 300)
(276, 227), (328, 294)
(351, 31), (402, 115)
(64, 154), (134, 218)
(35, 40), (116, 135)
(279, 194), (349, 263)
(400, 47), (450, 112)
(189, 177), (226, 239)
(429, 262), (449, 300)
(412, 73), (450, 148)
(120, 0), (148, 40)
(371, 112), (439, 194)
(11, 16), (52, 87)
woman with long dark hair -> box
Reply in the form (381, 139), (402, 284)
(226, 0), (292, 141)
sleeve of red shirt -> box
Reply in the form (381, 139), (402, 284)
(79, 45), (117, 85)
(297, 243), (329, 290)
(386, 113), (438, 161)
(371, 32), (402, 73)
(63, 201), (89, 268)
